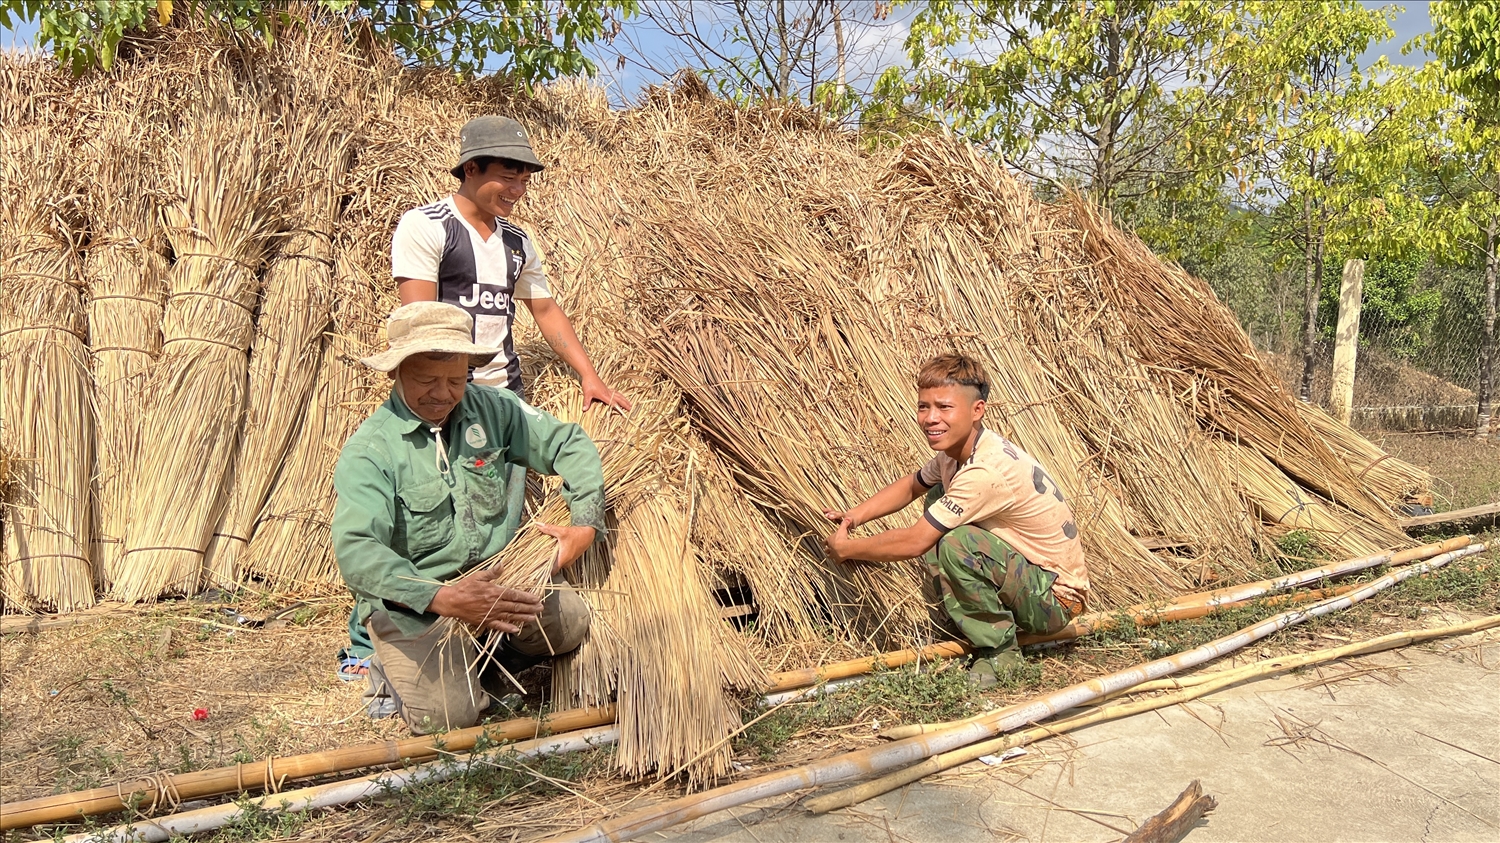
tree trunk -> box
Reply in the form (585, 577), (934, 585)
(832, 1), (846, 96)
(775, 0), (791, 99)
(1478, 215), (1498, 439)
(1094, 13), (1122, 206)
(1298, 197), (1324, 403)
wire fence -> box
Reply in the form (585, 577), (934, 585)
(1204, 256), (1489, 433)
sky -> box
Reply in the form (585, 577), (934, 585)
(1, 1), (1439, 98)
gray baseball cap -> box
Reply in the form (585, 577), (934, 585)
(450, 115), (545, 178)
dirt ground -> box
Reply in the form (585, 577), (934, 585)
(2, 431), (1497, 842)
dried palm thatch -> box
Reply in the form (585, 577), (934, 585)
(81, 125), (169, 586)
(113, 85), (283, 601)
(0, 126), (95, 612)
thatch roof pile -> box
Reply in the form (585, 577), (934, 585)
(0, 27), (1428, 780)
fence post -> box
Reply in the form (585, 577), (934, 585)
(1329, 259), (1364, 426)
(1478, 216), (1497, 440)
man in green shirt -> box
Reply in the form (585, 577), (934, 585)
(333, 301), (604, 733)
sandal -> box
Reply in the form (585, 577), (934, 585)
(338, 655), (371, 682)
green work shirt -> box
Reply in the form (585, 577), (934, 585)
(332, 384), (605, 636)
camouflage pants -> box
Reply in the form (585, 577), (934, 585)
(921, 524), (1074, 653)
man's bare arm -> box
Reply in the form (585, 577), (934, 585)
(522, 297), (631, 411)
(824, 474), (928, 529)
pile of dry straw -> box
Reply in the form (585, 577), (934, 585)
(0, 26), (1428, 781)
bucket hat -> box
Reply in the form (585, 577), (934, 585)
(360, 302), (500, 372)
(450, 115), (545, 178)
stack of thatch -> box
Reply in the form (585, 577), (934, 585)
(0, 28), (1429, 781)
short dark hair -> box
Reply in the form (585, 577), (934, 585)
(452, 156), (542, 181)
(917, 353), (990, 401)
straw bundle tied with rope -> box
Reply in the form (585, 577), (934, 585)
(0, 127), (95, 612)
(113, 88), (285, 602)
(82, 126), (169, 587)
(203, 118), (352, 585)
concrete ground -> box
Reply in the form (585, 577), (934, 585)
(662, 621), (1499, 843)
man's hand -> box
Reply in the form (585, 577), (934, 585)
(581, 377), (632, 413)
(823, 517), (853, 563)
(428, 570), (543, 634)
(822, 508), (861, 529)
(538, 523), (597, 573)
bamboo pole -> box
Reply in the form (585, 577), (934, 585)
(1025, 536), (1471, 645)
(62, 727), (622, 843)
(0, 641), (964, 829)
(542, 543), (1484, 843)
(1, 538), (1464, 830)
(810, 612), (1500, 812)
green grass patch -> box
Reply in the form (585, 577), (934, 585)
(736, 662), (982, 761)
(385, 743), (614, 826)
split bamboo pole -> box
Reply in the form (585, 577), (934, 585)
(1025, 535), (1472, 645)
(811, 612), (1500, 812)
(0, 641), (963, 829)
(542, 543), (1485, 843)
(62, 726), (622, 843)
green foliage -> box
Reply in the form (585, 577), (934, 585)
(1429, 0), (1500, 124)
(386, 744), (612, 824)
(0, 0), (636, 84)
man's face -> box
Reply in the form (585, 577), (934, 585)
(464, 161), (532, 219)
(396, 353), (469, 424)
(917, 385), (985, 452)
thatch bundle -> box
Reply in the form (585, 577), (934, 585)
(0, 28), (1431, 778)
(0, 127), (95, 612)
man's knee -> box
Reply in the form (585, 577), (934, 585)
(931, 525), (997, 573)
(510, 582), (590, 657)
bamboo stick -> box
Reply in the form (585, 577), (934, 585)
(1025, 536), (1472, 646)
(62, 726), (622, 843)
(810, 612), (1500, 812)
(0, 640), (970, 829)
(542, 543), (1484, 843)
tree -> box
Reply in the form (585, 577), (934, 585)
(629, 1), (895, 114)
(0, 0), (636, 84)
(1427, 0), (1500, 437)
(1242, 3), (1426, 404)
(882, 1), (1286, 213)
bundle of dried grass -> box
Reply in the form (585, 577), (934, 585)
(240, 263), (373, 586)
(204, 122), (351, 586)
(1065, 197), (1405, 528)
(0, 127), (95, 611)
(1208, 439), (1405, 558)
(82, 127), (169, 586)
(1295, 402), (1430, 504)
(113, 89), (283, 601)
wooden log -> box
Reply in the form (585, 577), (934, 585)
(1124, 780), (1216, 843)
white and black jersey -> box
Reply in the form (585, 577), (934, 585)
(390, 197), (552, 390)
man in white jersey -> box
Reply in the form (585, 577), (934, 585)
(823, 354), (1090, 688)
(339, 116), (629, 684)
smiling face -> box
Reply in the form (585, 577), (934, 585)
(917, 384), (986, 457)
(395, 353), (469, 425)
(461, 159), (533, 219)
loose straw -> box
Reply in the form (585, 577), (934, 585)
(542, 543), (1485, 843)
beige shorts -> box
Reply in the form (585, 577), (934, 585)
(366, 576), (589, 734)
